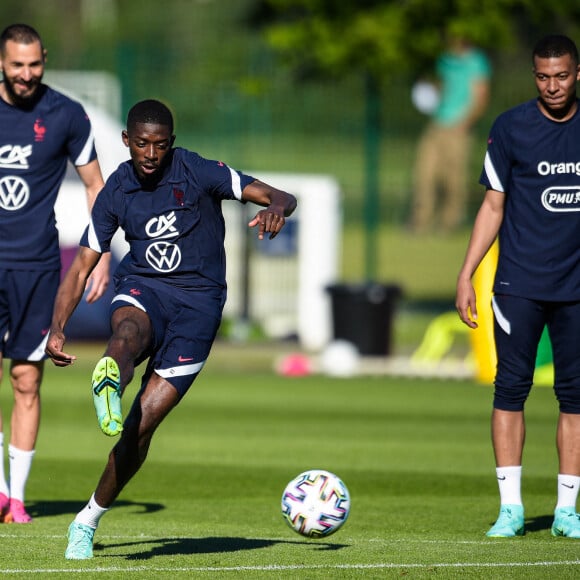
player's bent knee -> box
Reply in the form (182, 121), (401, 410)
(493, 382), (531, 411)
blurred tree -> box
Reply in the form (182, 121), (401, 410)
(250, 0), (580, 80)
(249, 0), (580, 280)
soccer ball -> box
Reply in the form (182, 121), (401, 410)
(281, 469), (350, 538)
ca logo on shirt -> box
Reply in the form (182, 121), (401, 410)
(144, 211), (182, 272)
(0, 144), (32, 170)
(145, 211), (178, 239)
(0, 176), (29, 211)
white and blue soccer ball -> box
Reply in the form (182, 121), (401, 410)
(281, 469), (351, 538)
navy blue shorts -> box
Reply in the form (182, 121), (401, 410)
(0, 269), (59, 361)
(110, 279), (225, 396)
(492, 294), (580, 413)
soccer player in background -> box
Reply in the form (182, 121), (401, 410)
(45, 99), (297, 559)
(0, 23), (110, 523)
(456, 34), (580, 538)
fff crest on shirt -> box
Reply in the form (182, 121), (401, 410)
(34, 118), (46, 142)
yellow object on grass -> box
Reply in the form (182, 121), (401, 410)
(411, 311), (470, 363)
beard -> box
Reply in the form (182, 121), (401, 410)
(2, 75), (43, 109)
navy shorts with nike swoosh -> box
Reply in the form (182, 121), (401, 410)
(110, 278), (225, 396)
(493, 293), (580, 413)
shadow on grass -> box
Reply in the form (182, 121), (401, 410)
(25, 501), (348, 559)
(25, 499), (164, 518)
(526, 514), (554, 533)
(98, 536), (348, 560)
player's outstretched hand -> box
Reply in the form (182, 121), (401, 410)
(248, 206), (287, 240)
(45, 330), (76, 367)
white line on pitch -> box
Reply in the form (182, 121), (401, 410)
(1, 561), (580, 575)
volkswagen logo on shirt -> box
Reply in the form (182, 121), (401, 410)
(0, 176), (29, 211)
(541, 186), (580, 212)
(145, 241), (181, 272)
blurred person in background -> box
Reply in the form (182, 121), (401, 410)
(456, 34), (580, 539)
(0, 23), (109, 523)
(45, 99), (297, 559)
(411, 31), (491, 234)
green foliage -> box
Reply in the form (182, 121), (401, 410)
(256, 0), (580, 80)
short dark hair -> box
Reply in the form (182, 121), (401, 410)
(533, 34), (579, 66)
(126, 99), (174, 134)
(0, 24), (43, 55)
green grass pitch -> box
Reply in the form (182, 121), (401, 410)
(0, 341), (579, 578)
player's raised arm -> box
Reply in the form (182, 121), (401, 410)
(45, 246), (102, 366)
(244, 179), (297, 240)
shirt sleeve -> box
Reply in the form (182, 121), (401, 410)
(79, 185), (118, 252)
(480, 115), (510, 193)
(66, 100), (98, 167)
(187, 152), (255, 201)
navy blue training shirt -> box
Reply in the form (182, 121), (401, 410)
(481, 98), (580, 301)
(82, 147), (256, 293)
(0, 85), (97, 270)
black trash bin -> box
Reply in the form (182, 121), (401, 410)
(326, 283), (402, 356)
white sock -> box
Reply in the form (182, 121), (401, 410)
(0, 433), (9, 496)
(8, 445), (35, 502)
(556, 474), (580, 510)
(75, 493), (109, 529)
(496, 466), (523, 506)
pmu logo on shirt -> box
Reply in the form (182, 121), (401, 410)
(541, 187), (580, 212)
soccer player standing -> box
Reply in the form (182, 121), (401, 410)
(45, 99), (297, 558)
(457, 34), (580, 538)
(0, 24), (110, 523)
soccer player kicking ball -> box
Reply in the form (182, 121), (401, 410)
(45, 99), (297, 559)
